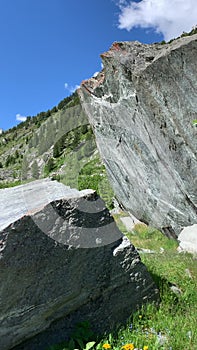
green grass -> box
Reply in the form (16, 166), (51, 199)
(48, 217), (197, 350)
(0, 179), (27, 188)
(99, 248), (197, 349)
(127, 223), (178, 252)
(107, 219), (197, 349)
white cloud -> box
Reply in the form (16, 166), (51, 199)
(117, 0), (197, 41)
(93, 71), (99, 77)
(64, 82), (80, 93)
(16, 113), (27, 122)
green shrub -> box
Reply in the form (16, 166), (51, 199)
(44, 158), (55, 175)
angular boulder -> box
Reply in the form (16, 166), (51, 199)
(79, 35), (197, 239)
(0, 179), (159, 350)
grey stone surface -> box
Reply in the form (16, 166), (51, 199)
(120, 215), (142, 232)
(178, 224), (197, 254)
(79, 35), (197, 239)
(0, 178), (93, 232)
(0, 180), (159, 350)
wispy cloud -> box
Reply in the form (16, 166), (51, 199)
(117, 0), (197, 41)
(64, 82), (80, 93)
(16, 113), (27, 122)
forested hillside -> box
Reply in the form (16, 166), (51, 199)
(0, 92), (114, 208)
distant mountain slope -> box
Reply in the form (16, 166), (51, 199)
(0, 93), (114, 209)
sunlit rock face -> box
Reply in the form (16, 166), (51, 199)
(79, 35), (197, 238)
(0, 180), (159, 350)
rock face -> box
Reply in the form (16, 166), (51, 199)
(0, 179), (159, 350)
(79, 35), (197, 238)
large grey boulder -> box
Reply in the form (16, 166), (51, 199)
(79, 35), (197, 239)
(0, 179), (159, 350)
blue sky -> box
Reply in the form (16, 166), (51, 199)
(0, 0), (196, 130)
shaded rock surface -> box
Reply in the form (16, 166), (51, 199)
(79, 35), (197, 239)
(0, 179), (159, 350)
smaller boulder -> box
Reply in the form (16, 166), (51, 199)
(178, 224), (197, 254)
(0, 179), (159, 350)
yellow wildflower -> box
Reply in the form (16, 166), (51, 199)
(102, 344), (111, 349)
(143, 346), (148, 350)
(121, 343), (134, 350)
